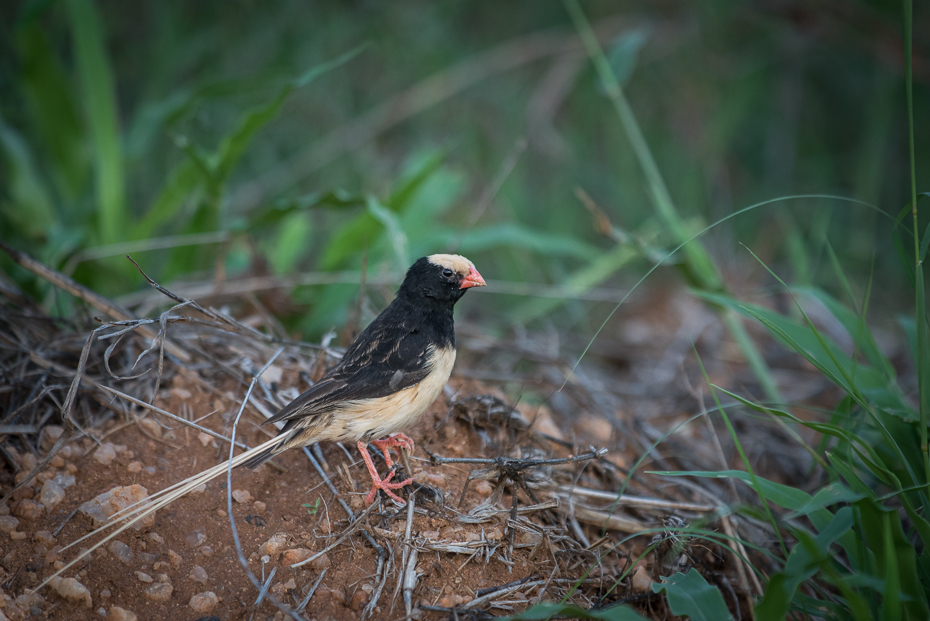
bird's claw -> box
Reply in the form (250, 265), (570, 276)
(373, 433), (415, 454)
(364, 469), (414, 505)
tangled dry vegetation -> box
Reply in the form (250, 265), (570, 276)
(0, 249), (825, 620)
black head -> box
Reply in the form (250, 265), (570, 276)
(398, 254), (486, 304)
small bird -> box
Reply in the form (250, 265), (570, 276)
(241, 253), (486, 503)
(42, 254), (485, 589)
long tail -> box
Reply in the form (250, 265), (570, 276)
(37, 435), (285, 592)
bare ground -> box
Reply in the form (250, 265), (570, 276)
(0, 267), (841, 620)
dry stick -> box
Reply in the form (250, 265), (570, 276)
(402, 493), (417, 617)
(0, 331), (92, 506)
(98, 385), (251, 451)
(296, 568), (328, 613)
(224, 347), (300, 621)
(556, 486), (716, 513)
(300, 447), (387, 570)
(0, 241), (191, 363)
(290, 502), (379, 569)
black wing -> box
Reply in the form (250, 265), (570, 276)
(264, 314), (435, 426)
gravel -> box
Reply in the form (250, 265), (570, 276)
(188, 591), (219, 614)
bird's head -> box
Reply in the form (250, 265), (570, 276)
(400, 254), (486, 303)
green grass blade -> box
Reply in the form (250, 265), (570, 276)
(15, 21), (87, 200)
(0, 115), (57, 239)
(563, 0), (721, 291)
(67, 0), (125, 244)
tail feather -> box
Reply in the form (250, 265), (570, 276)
(39, 435), (284, 592)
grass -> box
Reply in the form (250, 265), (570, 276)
(1, 0), (929, 618)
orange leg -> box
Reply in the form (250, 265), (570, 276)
(357, 436), (414, 505)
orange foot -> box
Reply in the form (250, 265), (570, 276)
(357, 438), (414, 505)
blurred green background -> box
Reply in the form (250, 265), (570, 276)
(1, 0), (928, 338)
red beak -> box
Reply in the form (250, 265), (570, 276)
(459, 266), (486, 289)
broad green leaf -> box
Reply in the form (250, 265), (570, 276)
(268, 211), (312, 273)
(505, 601), (646, 620)
(68, 0), (125, 244)
(652, 569), (732, 621)
(135, 46), (364, 239)
(0, 116), (56, 238)
(366, 195), (409, 270)
(15, 22), (87, 199)
(606, 27), (650, 86)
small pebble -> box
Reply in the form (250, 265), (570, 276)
(93, 443), (117, 466)
(42, 425), (64, 451)
(10, 531), (27, 541)
(188, 591), (219, 614)
(281, 548), (312, 565)
(167, 549), (182, 567)
(100, 589), (111, 598)
(80, 485), (152, 530)
(55, 577), (92, 608)
(0, 516), (20, 533)
(12, 485), (34, 500)
(135, 572), (153, 583)
(65, 463), (78, 474)
(189, 565), (208, 584)
(197, 432), (213, 447)
(50, 455), (65, 469)
(185, 528), (206, 547)
(127, 461), (143, 474)
(143, 467), (156, 475)
(171, 387), (192, 400)
(21, 452), (38, 472)
(232, 489), (251, 503)
(309, 553), (331, 571)
(259, 534), (287, 557)
(474, 481), (494, 497)
(156, 574), (170, 584)
(144, 583), (173, 602)
(34, 531), (56, 546)
(52, 473), (76, 488)
(425, 473), (445, 486)
(631, 565), (652, 592)
(147, 532), (164, 544)
(138, 552), (157, 565)
(108, 541), (133, 565)
(107, 606), (137, 621)
(349, 587), (369, 611)
(253, 501), (266, 515)
(153, 561), (170, 572)
(191, 483), (207, 495)
(138, 418), (162, 439)
(317, 586), (344, 606)
(13, 499), (44, 521)
(199, 545), (214, 557)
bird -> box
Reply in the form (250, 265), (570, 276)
(42, 254), (485, 589)
(241, 253), (486, 503)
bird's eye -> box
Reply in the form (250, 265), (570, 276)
(442, 268), (454, 278)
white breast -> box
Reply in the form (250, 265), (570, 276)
(333, 345), (456, 441)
